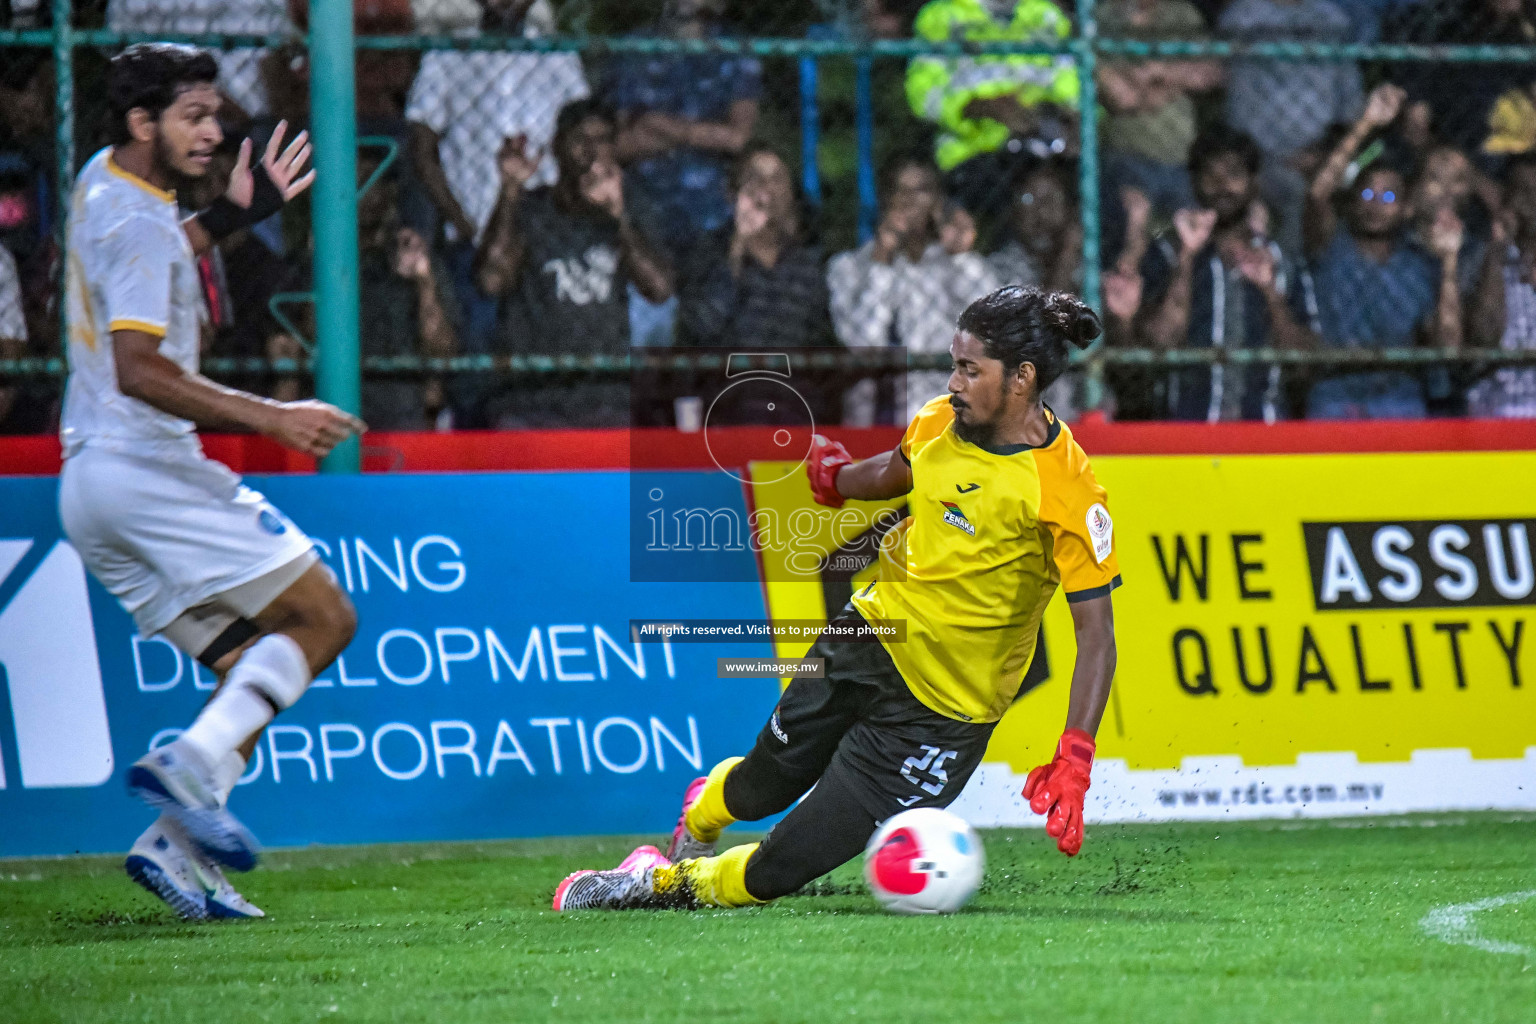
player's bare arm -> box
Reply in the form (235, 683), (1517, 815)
(835, 446), (913, 501)
(113, 329), (363, 458)
(1064, 592), (1117, 737)
(807, 436), (912, 507)
(1024, 592), (1117, 859)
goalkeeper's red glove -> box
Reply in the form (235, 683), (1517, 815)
(1023, 729), (1095, 857)
(807, 434), (853, 508)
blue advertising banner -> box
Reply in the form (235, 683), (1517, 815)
(0, 470), (779, 857)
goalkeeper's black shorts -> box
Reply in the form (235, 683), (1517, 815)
(738, 604), (996, 824)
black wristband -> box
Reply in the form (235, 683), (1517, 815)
(196, 161), (285, 242)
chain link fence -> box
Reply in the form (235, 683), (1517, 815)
(3, 0), (1536, 436)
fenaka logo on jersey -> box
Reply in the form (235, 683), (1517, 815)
(0, 539), (114, 789)
(1086, 503), (1113, 564)
(940, 501), (975, 536)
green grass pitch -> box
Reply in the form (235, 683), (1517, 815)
(3, 814), (1533, 1023)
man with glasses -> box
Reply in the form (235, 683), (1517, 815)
(1303, 84), (1465, 419)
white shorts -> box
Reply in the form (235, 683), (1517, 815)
(59, 445), (316, 644)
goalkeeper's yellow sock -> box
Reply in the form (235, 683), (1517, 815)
(654, 843), (764, 908)
(684, 756), (743, 844)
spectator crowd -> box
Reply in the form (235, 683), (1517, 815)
(4, 0), (1536, 434)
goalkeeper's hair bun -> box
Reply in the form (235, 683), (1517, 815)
(1045, 292), (1103, 350)
(957, 285), (1100, 396)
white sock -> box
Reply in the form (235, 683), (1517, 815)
(212, 750), (247, 808)
(179, 688), (272, 768)
(181, 634), (309, 765)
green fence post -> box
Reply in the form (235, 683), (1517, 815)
(52, 0), (74, 346)
(310, 0), (361, 473)
(1074, 0), (1104, 412)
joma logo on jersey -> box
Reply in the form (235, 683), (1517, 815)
(0, 539), (114, 789)
(939, 501), (975, 536)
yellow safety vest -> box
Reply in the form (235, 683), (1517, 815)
(906, 0), (1081, 171)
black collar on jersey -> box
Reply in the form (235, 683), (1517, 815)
(960, 405), (1062, 456)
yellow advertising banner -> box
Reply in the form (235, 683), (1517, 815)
(748, 451), (1536, 821)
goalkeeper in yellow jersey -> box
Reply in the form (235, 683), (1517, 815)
(553, 285), (1121, 911)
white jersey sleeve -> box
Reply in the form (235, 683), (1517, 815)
(100, 213), (180, 337)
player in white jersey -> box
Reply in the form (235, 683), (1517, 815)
(59, 43), (363, 920)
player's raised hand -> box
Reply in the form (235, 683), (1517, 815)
(225, 137), (258, 209)
(807, 434), (853, 508)
(197, 124), (309, 246)
(266, 400), (366, 458)
(225, 121), (313, 212)
(260, 120), (316, 201)
(1023, 729), (1095, 856)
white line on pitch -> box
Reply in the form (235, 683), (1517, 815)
(1419, 889), (1536, 956)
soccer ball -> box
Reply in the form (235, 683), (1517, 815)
(864, 807), (984, 914)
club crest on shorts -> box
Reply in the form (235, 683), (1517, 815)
(939, 500), (975, 536)
(1086, 502), (1113, 563)
(257, 508), (288, 535)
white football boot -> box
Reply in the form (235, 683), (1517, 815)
(124, 818), (210, 921)
(551, 846), (671, 911)
(126, 739), (261, 872)
(126, 816), (266, 920)
(168, 815), (265, 919)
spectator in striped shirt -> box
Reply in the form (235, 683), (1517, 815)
(1468, 154), (1536, 417)
(1137, 127), (1318, 422)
